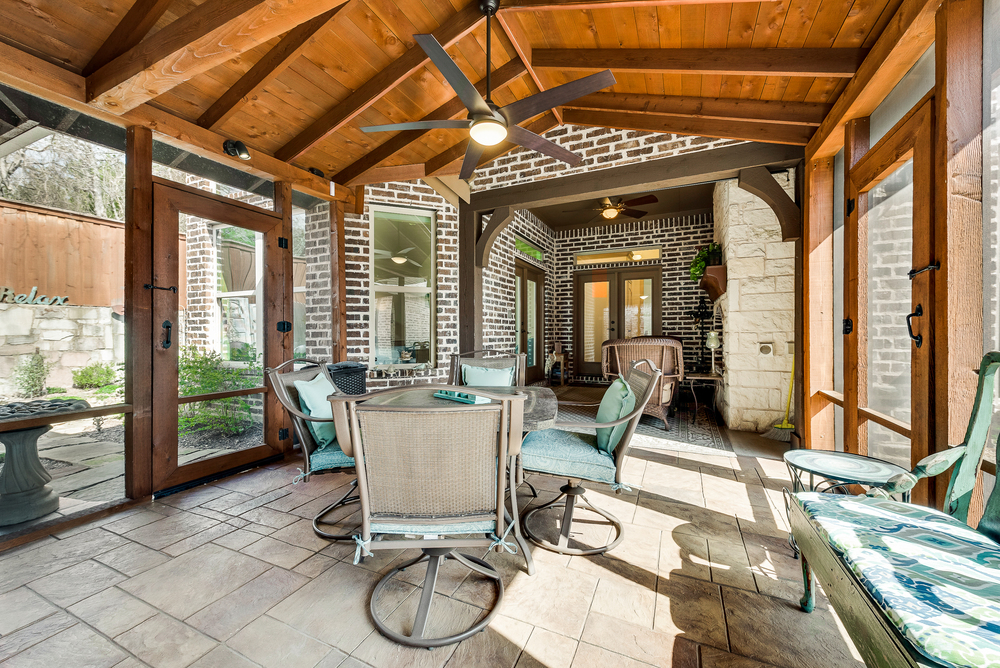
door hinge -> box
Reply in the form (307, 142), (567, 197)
(278, 428), (289, 441)
(278, 237), (289, 249)
(276, 321), (292, 333)
(846, 198), (855, 216)
(843, 318), (853, 335)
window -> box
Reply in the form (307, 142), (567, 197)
(370, 206), (436, 367)
(575, 245), (661, 266)
(213, 223), (264, 362)
(515, 236), (544, 262)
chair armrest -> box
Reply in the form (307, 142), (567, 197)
(556, 400), (602, 407)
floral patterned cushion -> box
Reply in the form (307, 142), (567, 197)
(796, 493), (1000, 668)
(520, 429), (617, 484)
(309, 441), (354, 472)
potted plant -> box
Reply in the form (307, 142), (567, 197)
(689, 243), (722, 282)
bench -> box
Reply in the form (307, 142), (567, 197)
(790, 352), (1000, 668)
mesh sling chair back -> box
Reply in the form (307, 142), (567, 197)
(265, 358), (357, 542)
(448, 350), (527, 388)
(335, 384), (526, 648)
(602, 337), (684, 429)
(521, 360), (661, 555)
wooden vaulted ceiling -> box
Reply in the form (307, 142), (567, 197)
(0, 0), (902, 189)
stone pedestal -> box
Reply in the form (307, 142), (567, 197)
(0, 425), (60, 526)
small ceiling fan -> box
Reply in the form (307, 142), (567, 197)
(572, 195), (659, 223)
(361, 0), (616, 180)
(374, 246), (422, 267)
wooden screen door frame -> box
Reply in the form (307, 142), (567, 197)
(150, 178), (291, 492)
(844, 97), (935, 504)
(515, 260), (545, 384)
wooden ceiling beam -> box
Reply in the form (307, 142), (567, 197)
(566, 93), (831, 126)
(275, 4), (485, 163)
(86, 0), (349, 115)
(495, 12), (562, 125)
(500, 0), (759, 8)
(562, 108), (814, 145)
(197, 6), (346, 131)
(806, 0), (940, 159)
(83, 0), (174, 76)
(426, 112), (559, 178)
(533, 48), (867, 77)
(334, 58), (528, 186)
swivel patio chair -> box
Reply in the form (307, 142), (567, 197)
(521, 360), (661, 555)
(334, 385), (526, 648)
(602, 337), (684, 429)
(449, 349), (527, 387)
(266, 358), (357, 542)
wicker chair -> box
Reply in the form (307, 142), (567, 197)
(601, 337), (683, 429)
(520, 360), (662, 555)
(333, 385), (526, 648)
(265, 358), (357, 542)
(448, 349), (527, 387)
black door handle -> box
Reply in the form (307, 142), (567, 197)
(162, 320), (172, 349)
(906, 305), (923, 348)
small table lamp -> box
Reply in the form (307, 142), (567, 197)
(705, 330), (721, 375)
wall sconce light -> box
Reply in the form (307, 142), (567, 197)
(223, 139), (251, 160)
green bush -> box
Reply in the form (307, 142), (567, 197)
(13, 350), (50, 398)
(72, 362), (117, 389)
(178, 346), (262, 437)
(46, 387), (67, 394)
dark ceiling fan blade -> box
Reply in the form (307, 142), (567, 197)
(500, 70), (617, 125)
(414, 34), (492, 118)
(508, 125), (582, 166)
(459, 141), (486, 180)
(623, 194), (658, 207)
(621, 209), (647, 218)
(362, 119), (471, 133)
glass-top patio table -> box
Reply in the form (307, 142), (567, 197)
(784, 449), (911, 497)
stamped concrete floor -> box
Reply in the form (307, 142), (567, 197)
(0, 440), (864, 668)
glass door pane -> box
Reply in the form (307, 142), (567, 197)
(526, 277), (538, 369)
(623, 278), (653, 338)
(864, 158), (914, 467)
(515, 271), (522, 355)
(582, 280), (611, 362)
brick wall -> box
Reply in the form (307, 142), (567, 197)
(303, 203), (333, 361)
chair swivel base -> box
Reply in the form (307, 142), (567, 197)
(312, 479), (361, 542)
(371, 547), (504, 648)
(522, 482), (624, 556)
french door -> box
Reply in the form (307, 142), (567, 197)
(574, 267), (662, 376)
(514, 261), (545, 384)
(843, 98), (934, 501)
(150, 179), (290, 492)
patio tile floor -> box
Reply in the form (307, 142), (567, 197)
(0, 433), (863, 668)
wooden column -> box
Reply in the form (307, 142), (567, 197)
(801, 157), (837, 450)
(124, 126), (153, 500)
(331, 201), (348, 361)
(934, 0), (983, 508)
(269, 182), (293, 454)
(844, 117), (870, 456)
(459, 204), (483, 352)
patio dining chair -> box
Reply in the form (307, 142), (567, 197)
(449, 349), (527, 388)
(265, 358), (357, 542)
(334, 385), (526, 648)
(520, 360), (661, 555)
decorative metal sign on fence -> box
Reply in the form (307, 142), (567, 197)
(0, 287), (70, 305)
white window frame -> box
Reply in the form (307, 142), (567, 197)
(213, 224), (264, 367)
(368, 204), (437, 370)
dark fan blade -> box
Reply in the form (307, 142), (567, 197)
(362, 120), (471, 133)
(623, 194), (658, 207)
(459, 141), (486, 180)
(508, 125), (581, 166)
(414, 34), (492, 118)
(621, 209), (647, 218)
(500, 70), (617, 125)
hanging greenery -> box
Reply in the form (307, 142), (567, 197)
(689, 243), (722, 282)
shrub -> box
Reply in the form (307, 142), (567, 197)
(46, 387), (67, 394)
(178, 346), (262, 437)
(72, 362), (117, 389)
(13, 350), (50, 398)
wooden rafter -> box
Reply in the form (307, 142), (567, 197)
(500, 0), (760, 9)
(562, 109), (814, 146)
(533, 48), (867, 77)
(84, 0), (174, 76)
(426, 112), (559, 178)
(275, 4), (485, 163)
(86, 0), (349, 115)
(197, 6), (346, 130)
(495, 12), (562, 125)
(566, 93), (831, 126)
(333, 58), (528, 186)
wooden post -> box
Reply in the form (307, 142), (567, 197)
(124, 126), (153, 500)
(331, 201), (348, 362)
(459, 204), (483, 352)
(934, 0), (983, 510)
(801, 157), (837, 450)
(843, 117), (870, 456)
(268, 181), (293, 454)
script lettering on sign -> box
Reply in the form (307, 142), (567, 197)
(0, 287), (70, 306)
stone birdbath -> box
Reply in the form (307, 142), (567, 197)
(0, 399), (90, 526)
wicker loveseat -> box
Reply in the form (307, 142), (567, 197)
(601, 337), (683, 429)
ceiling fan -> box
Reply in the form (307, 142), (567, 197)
(361, 0), (616, 180)
(374, 246), (423, 267)
(572, 195), (659, 223)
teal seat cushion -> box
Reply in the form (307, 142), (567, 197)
(795, 492), (1000, 668)
(520, 429), (616, 484)
(595, 378), (636, 454)
(462, 363), (515, 387)
(308, 441), (354, 471)
(293, 373), (337, 449)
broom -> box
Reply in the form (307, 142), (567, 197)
(763, 359), (795, 441)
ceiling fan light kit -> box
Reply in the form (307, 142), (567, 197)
(470, 118), (507, 146)
(391, 256), (408, 264)
(601, 208), (619, 219)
